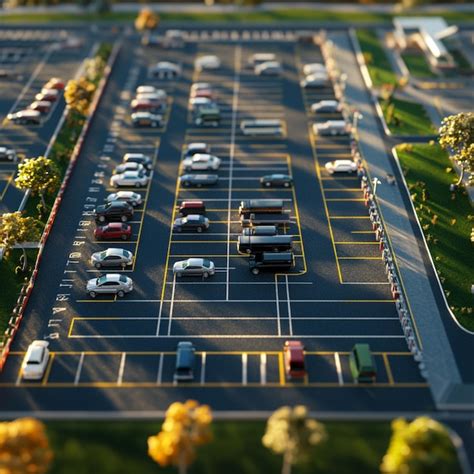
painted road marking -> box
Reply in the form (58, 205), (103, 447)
(334, 352), (344, 386)
(200, 352), (206, 385)
(156, 353), (164, 385)
(242, 353), (248, 385)
(74, 352), (85, 385)
(260, 353), (267, 385)
(117, 352), (126, 385)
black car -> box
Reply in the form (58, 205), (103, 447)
(242, 225), (278, 236)
(248, 252), (295, 275)
(260, 174), (293, 188)
(123, 153), (153, 170)
(179, 174), (219, 187)
(94, 201), (134, 223)
(131, 112), (163, 128)
(173, 214), (210, 233)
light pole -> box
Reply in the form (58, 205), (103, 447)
(372, 177), (381, 196)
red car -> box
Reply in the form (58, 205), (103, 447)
(283, 340), (306, 379)
(94, 222), (131, 241)
(191, 89), (216, 100)
(131, 99), (158, 112)
(28, 101), (51, 114)
(35, 89), (59, 102)
(44, 77), (65, 90)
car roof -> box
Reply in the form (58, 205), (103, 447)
(26, 341), (48, 362)
(186, 258), (205, 265)
(184, 214), (205, 221)
(181, 200), (204, 207)
(104, 248), (127, 256)
(333, 160), (354, 166)
(187, 142), (208, 149)
(115, 191), (135, 198)
(18, 110), (41, 116)
(124, 153), (148, 159)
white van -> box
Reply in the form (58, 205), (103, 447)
(240, 119), (284, 136)
(313, 120), (350, 136)
(248, 53), (276, 67)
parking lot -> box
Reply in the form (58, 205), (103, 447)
(0, 29), (93, 213)
(0, 30), (435, 414)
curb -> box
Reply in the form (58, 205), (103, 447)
(391, 146), (474, 337)
(0, 40), (122, 371)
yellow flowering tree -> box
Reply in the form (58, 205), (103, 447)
(64, 77), (96, 117)
(262, 405), (326, 474)
(381, 417), (459, 474)
(135, 8), (160, 32)
(148, 400), (212, 474)
(0, 417), (53, 474)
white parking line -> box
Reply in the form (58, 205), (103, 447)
(226, 44), (242, 301)
(285, 275), (293, 336)
(167, 276), (177, 336)
(242, 353), (248, 385)
(156, 353), (164, 385)
(200, 352), (206, 385)
(275, 275), (281, 336)
(74, 352), (85, 385)
(70, 334), (405, 339)
(260, 353), (267, 385)
(334, 352), (344, 386)
(117, 352), (126, 385)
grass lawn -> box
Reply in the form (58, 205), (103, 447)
(381, 98), (437, 136)
(0, 249), (38, 333)
(397, 143), (474, 331)
(401, 53), (437, 79)
(356, 29), (397, 87)
(45, 420), (394, 474)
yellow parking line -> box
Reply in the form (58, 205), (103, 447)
(325, 198), (365, 202)
(383, 353), (395, 385)
(42, 353), (55, 386)
(329, 216), (370, 219)
(321, 177), (358, 180)
(278, 352), (286, 385)
(324, 188), (361, 192)
(171, 240), (238, 244)
(338, 257), (383, 260)
(334, 242), (378, 245)
(351, 230), (374, 234)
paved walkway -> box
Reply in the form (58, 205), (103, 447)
(328, 29), (474, 409)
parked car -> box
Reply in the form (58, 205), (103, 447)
(173, 214), (209, 232)
(195, 55), (221, 71)
(131, 98), (164, 113)
(44, 77), (64, 90)
(7, 110), (41, 125)
(313, 120), (350, 136)
(248, 53), (276, 67)
(174, 341), (196, 381)
(122, 153), (153, 170)
(86, 274), (133, 298)
(189, 97), (216, 112)
(173, 258), (215, 278)
(0, 146), (17, 162)
(21, 340), (50, 380)
(349, 344), (376, 383)
(113, 162), (146, 175)
(191, 82), (213, 93)
(283, 340), (306, 379)
(183, 143), (210, 158)
(182, 154), (221, 171)
(179, 174), (218, 187)
(136, 85), (166, 96)
(28, 100), (51, 114)
(193, 106), (221, 127)
(255, 61), (282, 76)
(94, 201), (134, 223)
(301, 73), (328, 88)
(135, 92), (167, 107)
(260, 174), (293, 188)
(149, 61), (181, 79)
(325, 159), (357, 174)
(110, 170), (149, 188)
(178, 200), (206, 216)
(248, 251), (295, 274)
(105, 191), (142, 207)
(191, 88), (216, 100)
(241, 225), (277, 236)
(131, 112), (163, 128)
(94, 222), (132, 241)
(90, 248), (133, 269)
(35, 88), (59, 102)
(303, 63), (326, 76)
(311, 100), (341, 114)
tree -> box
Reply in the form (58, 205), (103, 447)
(0, 417), (53, 474)
(135, 8), (160, 32)
(381, 417), (459, 474)
(84, 56), (106, 83)
(148, 400), (212, 474)
(439, 112), (474, 186)
(64, 77), (96, 117)
(262, 405), (326, 474)
(0, 212), (41, 271)
(15, 156), (60, 209)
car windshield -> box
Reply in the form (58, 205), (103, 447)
(99, 251), (107, 258)
(202, 259), (211, 268)
(97, 276), (108, 285)
(119, 275), (128, 283)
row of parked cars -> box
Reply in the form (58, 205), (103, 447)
(130, 85), (167, 128)
(7, 77), (64, 125)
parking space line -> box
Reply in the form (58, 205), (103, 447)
(275, 275), (281, 336)
(156, 353), (164, 385)
(167, 276), (177, 336)
(260, 353), (267, 385)
(334, 242), (378, 245)
(285, 275), (293, 336)
(200, 352), (206, 385)
(338, 257), (383, 260)
(117, 352), (126, 385)
(42, 353), (55, 386)
(383, 353), (395, 385)
(278, 352), (285, 385)
(242, 353), (247, 385)
(74, 352), (85, 385)
(325, 198), (365, 202)
(334, 352), (344, 386)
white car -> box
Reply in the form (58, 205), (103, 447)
(303, 63), (326, 76)
(150, 61), (181, 79)
(21, 341), (50, 380)
(86, 274), (133, 298)
(301, 73), (328, 88)
(189, 97), (216, 112)
(113, 162), (146, 175)
(173, 258), (215, 278)
(255, 61), (282, 76)
(325, 159), (357, 174)
(0, 146), (17, 161)
(183, 142), (210, 158)
(136, 85), (167, 97)
(135, 92), (167, 105)
(182, 153), (221, 171)
(195, 55), (221, 71)
(313, 120), (350, 136)
(191, 82), (212, 93)
(105, 191), (143, 207)
(311, 100), (341, 114)
(110, 170), (149, 188)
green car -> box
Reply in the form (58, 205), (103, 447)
(349, 344), (376, 383)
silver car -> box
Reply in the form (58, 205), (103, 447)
(90, 248), (134, 269)
(105, 191), (143, 207)
(173, 258), (215, 278)
(179, 174), (219, 187)
(86, 274), (133, 298)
